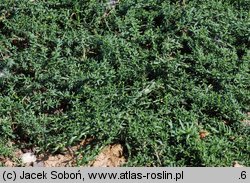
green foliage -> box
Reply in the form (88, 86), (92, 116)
(0, 0), (249, 166)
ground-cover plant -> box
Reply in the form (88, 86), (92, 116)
(0, 0), (249, 166)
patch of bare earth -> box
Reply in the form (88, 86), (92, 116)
(0, 139), (126, 167)
(0, 146), (77, 167)
(0, 156), (15, 167)
(89, 144), (126, 167)
(36, 153), (75, 167)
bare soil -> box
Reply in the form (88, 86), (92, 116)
(0, 140), (126, 167)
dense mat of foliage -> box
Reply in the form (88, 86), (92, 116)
(0, 0), (249, 166)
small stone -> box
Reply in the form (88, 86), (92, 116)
(21, 153), (37, 164)
(233, 161), (244, 167)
